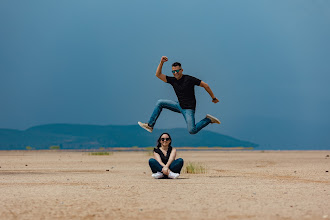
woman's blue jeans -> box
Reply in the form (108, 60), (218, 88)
(147, 99), (211, 134)
(149, 158), (184, 174)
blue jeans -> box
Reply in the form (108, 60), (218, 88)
(149, 158), (184, 174)
(148, 99), (211, 134)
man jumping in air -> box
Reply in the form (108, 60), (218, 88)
(138, 56), (221, 134)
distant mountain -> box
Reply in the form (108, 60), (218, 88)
(0, 124), (258, 150)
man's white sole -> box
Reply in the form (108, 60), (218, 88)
(138, 121), (153, 133)
(206, 114), (221, 124)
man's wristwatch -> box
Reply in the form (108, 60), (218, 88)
(212, 98), (217, 100)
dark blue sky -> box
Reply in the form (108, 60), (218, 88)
(1, 1), (329, 148)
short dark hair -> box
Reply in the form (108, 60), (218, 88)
(172, 62), (181, 67)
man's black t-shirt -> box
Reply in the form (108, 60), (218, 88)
(166, 75), (201, 110)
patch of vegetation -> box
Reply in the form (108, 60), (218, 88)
(146, 151), (154, 156)
(49, 145), (60, 150)
(183, 161), (207, 174)
(146, 147), (154, 156)
(88, 152), (113, 156)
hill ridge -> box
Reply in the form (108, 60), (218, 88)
(0, 124), (258, 150)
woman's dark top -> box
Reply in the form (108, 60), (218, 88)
(154, 146), (172, 164)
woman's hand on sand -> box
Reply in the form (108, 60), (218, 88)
(161, 56), (168, 63)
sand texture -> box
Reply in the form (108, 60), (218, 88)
(0, 150), (329, 220)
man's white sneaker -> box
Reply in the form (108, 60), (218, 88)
(206, 114), (221, 124)
(168, 171), (180, 179)
(138, 121), (153, 133)
(151, 172), (164, 179)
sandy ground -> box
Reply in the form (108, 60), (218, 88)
(0, 150), (329, 220)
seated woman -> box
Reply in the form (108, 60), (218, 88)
(149, 132), (184, 179)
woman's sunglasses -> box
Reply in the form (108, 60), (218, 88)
(161, 138), (171, 141)
(172, 69), (181, 74)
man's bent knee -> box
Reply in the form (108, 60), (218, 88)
(156, 99), (166, 107)
(188, 128), (198, 135)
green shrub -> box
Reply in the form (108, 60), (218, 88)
(183, 161), (207, 174)
(49, 145), (60, 150)
(88, 152), (112, 156)
(145, 147), (154, 156)
(146, 151), (154, 156)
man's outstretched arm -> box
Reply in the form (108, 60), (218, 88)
(200, 81), (219, 103)
(156, 56), (168, 83)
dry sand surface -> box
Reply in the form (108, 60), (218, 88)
(0, 150), (329, 220)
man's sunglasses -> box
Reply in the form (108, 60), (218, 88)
(172, 69), (181, 74)
(161, 138), (171, 141)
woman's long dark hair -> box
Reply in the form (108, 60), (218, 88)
(156, 133), (172, 149)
